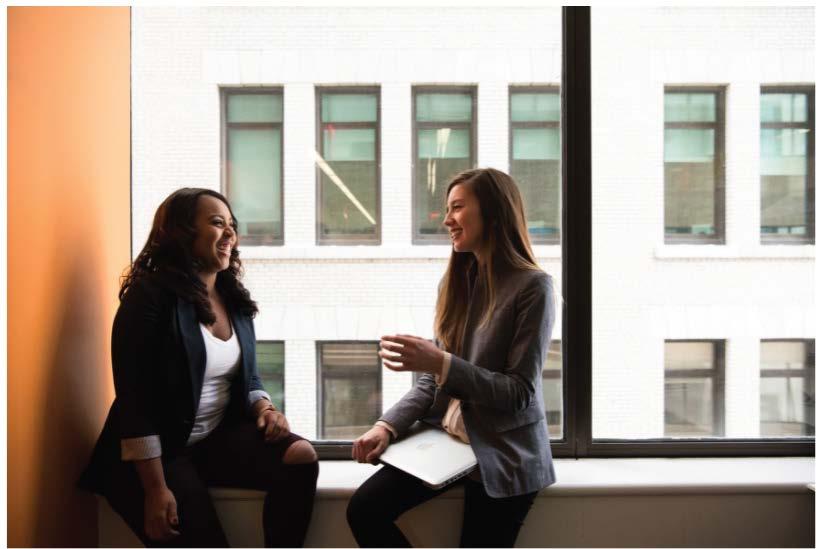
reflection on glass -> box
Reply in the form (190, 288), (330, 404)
(760, 340), (815, 436)
(320, 342), (381, 440)
(664, 341), (724, 437)
(542, 340), (563, 439)
(257, 342), (285, 412)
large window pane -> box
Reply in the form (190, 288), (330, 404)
(223, 90), (283, 244)
(317, 89), (380, 244)
(413, 88), (475, 242)
(257, 342), (285, 412)
(760, 88), (814, 243)
(760, 340), (815, 436)
(318, 342), (382, 440)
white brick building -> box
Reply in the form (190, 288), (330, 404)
(131, 7), (814, 441)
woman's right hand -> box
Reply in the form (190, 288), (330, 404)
(143, 486), (180, 542)
(352, 425), (391, 464)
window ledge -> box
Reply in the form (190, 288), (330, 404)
(209, 457), (814, 501)
(655, 245), (815, 260)
(238, 245), (562, 261)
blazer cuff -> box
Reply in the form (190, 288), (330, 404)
(434, 352), (452, 387)
(121, 435), (162, 461)
(248, 390), (272, 409)
(374, 420), (398, 441)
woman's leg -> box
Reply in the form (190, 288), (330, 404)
(346, 464), (460, 548)
(193, 418), (318, 548)
(458, 479), (537, 548)
(101, 453), (229, 548)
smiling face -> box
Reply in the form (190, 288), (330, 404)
(444, 182), (485, 255)
(191, 195), (237, 274)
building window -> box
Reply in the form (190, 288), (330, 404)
(760, 87), (815, 244)
(222, 89), (284, 245)
(256, 341), (284, 412)
(664, 340), (725, 437)
(317, 342), (382, 440)
(760, 340), (815, 437)
(510, 86), (561, 245)
(542, 340), (563, 439)
(664, 88), (725, 243)
(316, 88), (380, 244)
(413, 87), (477, 243)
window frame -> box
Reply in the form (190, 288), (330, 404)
(411, 85), (478, 245)
(256, 340), (285, 414)
(315, 86), (382, 246)
(315, 340), (383, 445)
(759, 85), (815, 245)
(220, 86), (285, 246)
(508, 84), (561, 246)
(662, 85), (727, 245)
(760, 339), (816, 437)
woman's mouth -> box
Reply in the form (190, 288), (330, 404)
(216, 241), (232, 256)
(450, 229), (462, 241)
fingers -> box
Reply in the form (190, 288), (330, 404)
(365, 438), (387, 464)
(256, 412), (266, 430)
(166, 499), (180, 537)
(264, 413), (282, 442)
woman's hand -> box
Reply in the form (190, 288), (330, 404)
(256, 408), (291, 442)
(352, 425), (391, 464)
(143, 486), (179, 542)
(379, 335), (445, 375)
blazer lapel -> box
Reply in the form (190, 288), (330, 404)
(231, 310), (253, 389)
(177, 297), (206, 413)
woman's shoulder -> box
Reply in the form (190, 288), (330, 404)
(119, 272), (176, 309)
(506, 267), (552, 290)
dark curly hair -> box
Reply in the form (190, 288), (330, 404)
(120, 187), (258, 322)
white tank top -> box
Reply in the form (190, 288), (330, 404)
(186, 322), (242, 445)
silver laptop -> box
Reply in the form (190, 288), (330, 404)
(379, 422), (478, 489)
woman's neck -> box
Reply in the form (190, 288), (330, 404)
(198, 271), (217, 297)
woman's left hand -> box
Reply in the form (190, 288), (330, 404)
(379, 335), (445, 375)
(256, 409), (291, 443)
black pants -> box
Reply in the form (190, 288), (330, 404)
(346, 465), (537, 548)
(101, 416), (318, 548)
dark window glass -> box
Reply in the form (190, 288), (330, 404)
(223, 90), (283, 245)
(760, 340), (815, 436)
(317, 89), (380, 244)
(664, 340), (725, 437)
(510, 88), (561, 244)
(664, 90), (725, 243)
(760, 88), (815, 244)
(413, 88), (476, 243)
(318, 342), (382, 440)
(256, 341), (284, 412)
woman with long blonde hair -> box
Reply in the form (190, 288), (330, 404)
(347, 168), (557, 548)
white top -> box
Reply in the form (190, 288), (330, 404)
(187, 322), (242, 445)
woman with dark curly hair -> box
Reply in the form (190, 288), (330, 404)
(80, 188), (318, 547)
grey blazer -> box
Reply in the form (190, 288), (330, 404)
(380, 263), (556, 498)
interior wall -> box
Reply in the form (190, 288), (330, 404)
(8, 7), (131, 547)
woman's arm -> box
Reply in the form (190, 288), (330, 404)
(134, 458), (180, 541)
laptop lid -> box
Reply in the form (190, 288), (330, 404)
(379, 422), (478, 489)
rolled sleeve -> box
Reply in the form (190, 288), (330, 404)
(248, 390), (272, 409)
(434, 352), (452, 387)
(374, 420), (398, 441)
(121, 435), (162, 461)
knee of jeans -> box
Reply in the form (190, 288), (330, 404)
(282, 440), (318, 465)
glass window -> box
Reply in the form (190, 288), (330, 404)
(316, 89), (380, 244)
(760, 340), (815, 436)
(510, 87), (561, 244)
(664, 341), (725, 437)
(256, 341), (284, 412)
(760, 88), (815, 244)
(413, 87), (476, 243)
(664, 89), (725, 243)
(542, 340), (563, 439)
(223, 90), (284, 245)
(318, 342), (382, 440)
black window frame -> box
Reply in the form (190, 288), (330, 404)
(256, 340), (285, 414)
(313, 7), (814, 459)
(315, 86), (382, 246)
(508, 84), (561, 246)
(760, 85), (815, 245)
(663, 85), (727, 245)
(760, 339), (816, 437)
(411, 85), (478, 245)
(220, 87), (285, 246)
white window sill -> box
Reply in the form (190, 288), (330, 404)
(209, 457), (815, 501)
(655, 245), (814, 260)
(238, 245), (562, 261)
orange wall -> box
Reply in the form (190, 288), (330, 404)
(8, 7), (131, 547)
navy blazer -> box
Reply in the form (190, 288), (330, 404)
(80, 275), (265, 491)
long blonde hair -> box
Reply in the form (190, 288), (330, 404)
(434, 168), (541, 354)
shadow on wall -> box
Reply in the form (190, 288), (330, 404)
(33, 229), (115, 547)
